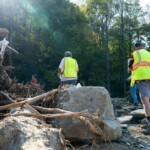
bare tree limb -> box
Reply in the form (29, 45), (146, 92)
(11, 111), (87, 119)
(32, 105), (94, 119)
(10, 110), (104, 137)
(24, 103), (42, 116)
(0, 91), (15, 103)
(0, 89), (58, 110)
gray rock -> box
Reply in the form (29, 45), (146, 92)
(0, 115), (66, 150)
(117, 115), (133, 123)
(130, 109), (145, 118)
(55, 86), (122, 141)
(121, 124), (128, 129)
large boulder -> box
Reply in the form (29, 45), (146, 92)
(55, 86), (122, 141)
(0, 115), (66, 150)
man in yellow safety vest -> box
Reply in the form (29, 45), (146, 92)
(58, 51), (79, 86)
(128, 41), (150, 135)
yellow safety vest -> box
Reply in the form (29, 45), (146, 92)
(131, 49), (150, 86)
(64, 57), (77, 78)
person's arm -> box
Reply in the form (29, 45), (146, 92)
(76, 61), (79, 72)
(128, 56), (134, 71)
(58, 68), (62, 74)
(58, 58), (64, 75)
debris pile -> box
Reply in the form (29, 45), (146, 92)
(0, 83), (110, 149)
(8, 83), (45, 100)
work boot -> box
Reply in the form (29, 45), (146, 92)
(137, 104), (143, 109)
(133, 103), (138, 106)
(133, 103), (143, 109)
(141, 118), (147, 125)
(141, 124), (147, 129)
(141, 118), (150, 129)
(141, 125), (150, 135)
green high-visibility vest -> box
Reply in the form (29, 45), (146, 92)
(64, 57), (77, 78)
(131, 49), (150, 86)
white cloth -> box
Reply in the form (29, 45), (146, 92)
(59, 57), (79, 81)
(0, 38), (9, 58)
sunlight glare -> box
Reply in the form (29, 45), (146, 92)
(69, 0), (85, 5)
(140, 0), (150, 8)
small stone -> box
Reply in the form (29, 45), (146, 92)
(121, 124), (128, 129)
(126, 142), (130, 146)
(117, 115), (133, 123)
(139, 144), (145, 148)
(130, 109), (145, 117)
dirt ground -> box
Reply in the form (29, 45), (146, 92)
(74, 142), (129, 150)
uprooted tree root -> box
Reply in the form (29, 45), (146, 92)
(0, 88), (111, 149)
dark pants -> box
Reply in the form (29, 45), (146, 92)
(60, 79), (77, 86)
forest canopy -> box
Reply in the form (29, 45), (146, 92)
(0, 0), (150, 97)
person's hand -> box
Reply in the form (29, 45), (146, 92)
(57, 73), (61, 78)
(128, 67), (132, 72)
(126, 75), (131, 81)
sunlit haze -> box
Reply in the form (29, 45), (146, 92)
(70, 0), (150, 7)
(70, 0), (80, 4)
(140, 0), (150, 8)
(69, 0), (84, 5)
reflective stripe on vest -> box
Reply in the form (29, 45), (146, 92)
(132, 61), (150, 70)
(64, 57), (77, 78)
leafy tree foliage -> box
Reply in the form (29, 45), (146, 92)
(0, 0), (149, 96)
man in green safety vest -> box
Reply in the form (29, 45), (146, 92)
(58, 51), (79, 86)
(128, 41), (150, 135)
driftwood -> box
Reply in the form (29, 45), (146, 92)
(0, 91), (15, 103)
(0, 89), (58, 111)
(11, 108), (104, 137)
